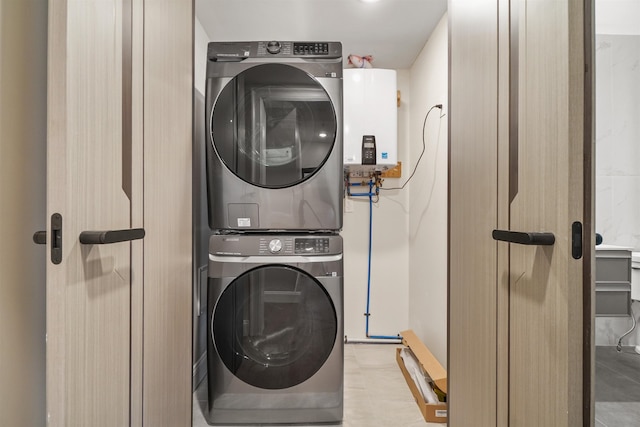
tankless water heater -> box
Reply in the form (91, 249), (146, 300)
(343, 68), (397, 172)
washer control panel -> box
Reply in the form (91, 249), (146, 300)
(266, 41), (282, 54)
(294, 237), (330, 254)
(259, 237), (294, 255)
(255, 236), (332, 255)
(212, 234), (342, 257)
(268, 238), (283, 253)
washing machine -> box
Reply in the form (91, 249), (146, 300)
(205, 233), (343, 425)
(205, 41), (343, 232)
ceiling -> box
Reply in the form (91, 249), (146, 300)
(195, 0), (448, 69)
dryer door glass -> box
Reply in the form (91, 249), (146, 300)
(211, 63), (337, 188)
(212, 265), (337, 390)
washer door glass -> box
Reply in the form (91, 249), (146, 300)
(210, 63), (337, 188)
(212, 265), (337, 390)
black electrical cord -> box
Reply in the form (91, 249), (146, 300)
(379, 104), (443, 191)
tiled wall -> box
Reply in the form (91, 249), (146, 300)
(595, 34), (640, 250)
(595, 34), (640, 346)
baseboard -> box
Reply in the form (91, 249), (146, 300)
(192, 351), (207, 392)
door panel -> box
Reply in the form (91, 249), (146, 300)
(142, 1), (193, 425)
(508, 0), (589, 424)
(47, 1), (133, 425)
(449, 0), (593, 425)
(47, 1), (192, 426)
(448, 1), (500, 426)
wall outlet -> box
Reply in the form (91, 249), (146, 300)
(344, 197), (354, 213)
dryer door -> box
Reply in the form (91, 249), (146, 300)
(210, 63), (337, 188)
(212, 264), (337, 389)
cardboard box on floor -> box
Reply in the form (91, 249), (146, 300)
(396, 329), (447, 423)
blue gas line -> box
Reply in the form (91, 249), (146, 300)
(347, 178), (400, 341)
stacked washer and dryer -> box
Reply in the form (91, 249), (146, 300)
(203, 41), (344, 425)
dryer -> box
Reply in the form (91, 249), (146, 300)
(205, 41), (343, 232)
(205, 233), (343, 425)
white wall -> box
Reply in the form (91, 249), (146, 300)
(596, 0), (640, 35)
(0, 1), (47, 425)
(194, 18), (208, 96)
(407, 14), (449, 367)
(594, 0), (640, 347)
(595, 35), (640, 251)
(594, 32), (640, 346)
(343, 13), (450, 360)
(342, 72), (411, 341)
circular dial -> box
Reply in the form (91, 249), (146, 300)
(268, 239), (283, 253)
(266, 41), (281, 54)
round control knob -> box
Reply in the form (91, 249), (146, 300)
(268, 239), (283, 253)
(266, 41), (281, 54)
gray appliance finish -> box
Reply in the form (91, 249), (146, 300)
(595, 246), (632, 317)
(205, 233), (343, 425)
(193, 90), (211, 390)
(205, 41), (343, 232)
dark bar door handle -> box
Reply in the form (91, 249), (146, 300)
(33, 231), (47, 245)
(79, 228), (145, 245)
(492, 229), (555, 246)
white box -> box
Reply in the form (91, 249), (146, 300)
(343, 69), (397, 172)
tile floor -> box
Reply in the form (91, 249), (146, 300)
(193, 344), (640, 426)
(193, 343), (442, 427)
(595, 346), (640, 427)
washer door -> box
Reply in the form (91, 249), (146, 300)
(210, 63), (337, 188)
(212, 264), (337, 390)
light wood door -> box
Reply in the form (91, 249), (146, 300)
(46, 1), (193, 426)
(141, 1), (193, 425)
(449, 0), (594, 425)
(46, 1), (140, 425)
(507, 0), (593, 424)
(448, 0), (502, 425)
